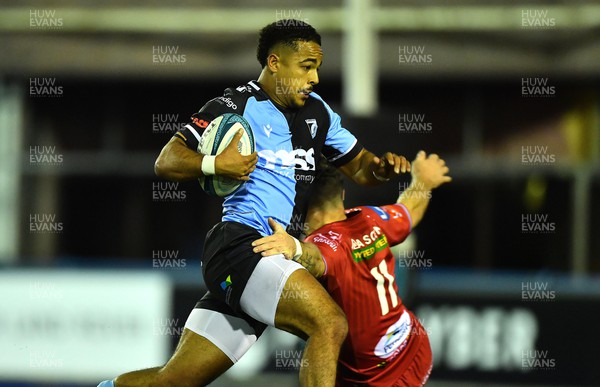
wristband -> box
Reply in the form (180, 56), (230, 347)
(201, 155), (216, 176)
(372, 170), (390, 182)
(292, 237), (303, 261)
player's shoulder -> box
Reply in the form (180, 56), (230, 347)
(306, 227), (345, 252)
(307, 91), (325, 103)
(350, 205), (406, 222)
(224, 80), (263, 99)
(215, 81), (257, 108)
(346, 205), (381, 217)
(198, 81), (261, 116)
(306, 91), (333, 113)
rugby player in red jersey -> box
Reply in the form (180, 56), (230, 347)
(253, 151), (451, 386)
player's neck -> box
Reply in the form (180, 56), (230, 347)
(306, 204), (347, 235)
(257, 71), (287, 109)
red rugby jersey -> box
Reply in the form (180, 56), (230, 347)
(305, 204), (423, 386)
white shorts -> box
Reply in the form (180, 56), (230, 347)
(185, 254), (304, 362)
(240, 254), (304, 326)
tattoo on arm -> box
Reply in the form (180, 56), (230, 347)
(297, 242), (325, 278)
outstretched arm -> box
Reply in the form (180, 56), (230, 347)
(338, 149), (411, 186)
(398, 151), (452, 228)
(154, 130), (258, 182)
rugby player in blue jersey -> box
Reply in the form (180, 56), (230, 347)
(100, 20), (410, 387)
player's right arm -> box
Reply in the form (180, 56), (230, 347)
(293, 241), (326, 278)
(154, 130), (257, 182)
(397, 151), (451, 227)
(154, 91), (258, 182)
(252, 218), (327, 278)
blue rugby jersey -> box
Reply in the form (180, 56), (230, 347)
(175, 80), (362, 237)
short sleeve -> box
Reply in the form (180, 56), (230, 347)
(173, 87), (246, 151)
(305, 231), (345, 278)
(173, 111), (213, 151)
(363, 204), (412, 246)
(312, 95), (363, 167)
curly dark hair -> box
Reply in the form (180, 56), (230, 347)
(256, 20), (322, 68)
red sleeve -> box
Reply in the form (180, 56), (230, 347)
(362, 204), (412, 246)
(305, 231), (345, 278)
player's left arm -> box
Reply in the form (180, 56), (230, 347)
(318, 97), (410, 185)
(252, 218), (326, 278)
(397, 151), (452, 227)
(338, 148), (411, 186)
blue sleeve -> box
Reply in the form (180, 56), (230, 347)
(317, 96), (363, 167)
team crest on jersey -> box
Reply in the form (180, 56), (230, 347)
(305, 119), (318, 138)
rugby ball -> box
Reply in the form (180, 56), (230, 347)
(197, 113), (255, 197)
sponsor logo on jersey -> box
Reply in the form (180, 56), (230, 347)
(259, 147), (315, 171)
(192, 117), (210, 129)
(327, 230), (342, 241)
(374, 311), (412, 359)
(305, 118), (318, 138)
(351, 226), (388, 262)
(216, 96), (238, 110)
(312, 233), (339, 252)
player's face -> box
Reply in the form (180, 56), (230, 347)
(275, 41), (322, 109)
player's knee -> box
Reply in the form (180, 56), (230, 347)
(316, 303), (348, 345)
(331, 308), (349, 344)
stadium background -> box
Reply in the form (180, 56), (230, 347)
(1, 0), (599, 386)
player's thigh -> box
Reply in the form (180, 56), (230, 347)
(239, 254), (346, 338)
(393, 318), (433, 387)
(274, 266), (347, 339)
